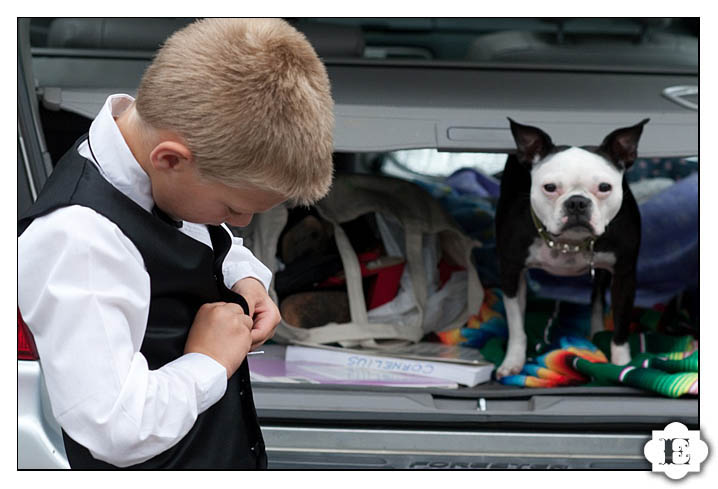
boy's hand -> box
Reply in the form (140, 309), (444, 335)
(232, 277), (281, 351)
(185, 302), (253, 379)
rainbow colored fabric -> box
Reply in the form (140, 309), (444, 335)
(437, 289), (699, 398)
(499, 335), (698, 397)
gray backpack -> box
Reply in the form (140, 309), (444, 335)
(237, 174), (483, 348)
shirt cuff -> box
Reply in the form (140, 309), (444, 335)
(223, 261), (272, 292)
(222, 236), (272, 292)
(165, 353), (227, 413)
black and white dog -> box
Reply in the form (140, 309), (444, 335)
(495, 118), (649, 378)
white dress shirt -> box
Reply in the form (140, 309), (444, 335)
(18, 94), (272, 467)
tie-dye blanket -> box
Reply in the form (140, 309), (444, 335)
(437, 289), (698, 398)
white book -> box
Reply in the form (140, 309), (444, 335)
(248, 345), (458, 388)
(285, 344), (494, 387)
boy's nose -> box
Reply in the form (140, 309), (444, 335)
(227, 214), (253, 227)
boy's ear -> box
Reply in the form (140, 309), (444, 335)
(508, 117), (554, 167)
(149, 141), (193, 171)
(598, 119), (650, 170)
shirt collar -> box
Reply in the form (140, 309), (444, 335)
(83, 94), (155, 213)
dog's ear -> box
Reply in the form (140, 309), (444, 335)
(598, 119), (649, 170)
(508, 118), (554, 167)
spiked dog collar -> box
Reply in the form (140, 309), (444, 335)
(530, 206), (596, 255)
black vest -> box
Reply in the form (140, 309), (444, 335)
(18, 137), (267, 470)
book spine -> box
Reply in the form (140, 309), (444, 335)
(285, 347), (486, 386)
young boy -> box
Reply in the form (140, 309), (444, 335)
(18, 18), (334, 469)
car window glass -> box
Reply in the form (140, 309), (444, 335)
(384, 150), (507, 180)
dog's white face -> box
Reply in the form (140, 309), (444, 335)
(530, 147), (625, 236)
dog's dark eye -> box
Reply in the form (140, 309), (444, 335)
(598, 183), (612, 192)
(543, 183), (557, 193)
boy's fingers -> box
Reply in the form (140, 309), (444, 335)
(213, 301), (250, 317)
(238, 314), (254, 331)
(250, 316), (272, 339)
(250, 312), (278, 348)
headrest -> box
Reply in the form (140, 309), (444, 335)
(292, 20), (365, 58)
(47, 18), (195, 51)
(47, 18), (365, 57)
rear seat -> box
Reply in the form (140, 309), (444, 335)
(47, 18), (195, 51)
(46, 17), (365, 57)
(465, 28), (697, 69)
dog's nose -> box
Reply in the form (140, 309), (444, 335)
(564, 195), (591, 215)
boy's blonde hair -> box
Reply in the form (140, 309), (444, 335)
(136, 18), (334, 205)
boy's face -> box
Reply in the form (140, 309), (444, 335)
(151, 163), (286, 227)
(135, 126), (286, 227)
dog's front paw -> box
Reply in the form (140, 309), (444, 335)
(610, 341), (632, 366)
(496, 351), (526, 379)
